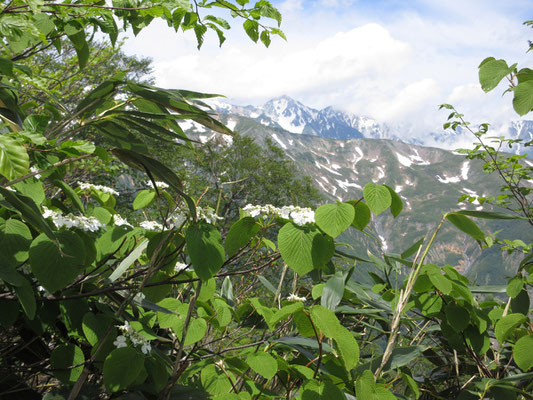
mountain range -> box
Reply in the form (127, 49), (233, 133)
(207, 95), (533, 151)
(182, 95), (533, 285)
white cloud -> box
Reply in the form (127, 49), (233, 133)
(122, 1), (532, 138)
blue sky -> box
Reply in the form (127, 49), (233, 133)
(123, 0), (532, 141)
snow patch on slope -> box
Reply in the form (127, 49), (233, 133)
(336, 179), (362, 191)
(271, 133), (287, 149)
(461, 161), (470, 180)
(436, 174), (460, 183)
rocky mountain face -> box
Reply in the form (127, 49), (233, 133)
(189, 98), (532, 285)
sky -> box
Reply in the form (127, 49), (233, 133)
(122, 0), (532, 140)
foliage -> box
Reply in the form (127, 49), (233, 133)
(167, 133), (322, 226)
(0, 3), (532, 400)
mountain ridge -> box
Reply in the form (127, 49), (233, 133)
(208, 95), (533, 152)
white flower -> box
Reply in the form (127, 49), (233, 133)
(145, 180), (169, 189)
(242, 204), (315, 226)
(30, 166), (41, 179)
(141, 342), (151, 354)
(42, 206), (103, 232)
(113, 335), (127, 348)
(113, 214), (133, 228)
(140, 220), (163, 231)
(78, 181), (119, 196)
(175, 262), (188, 273)
(287, 293), (306, 302)
(116, 321), (152, 354)
(196, 206), (223, 224)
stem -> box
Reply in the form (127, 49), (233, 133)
(160, 280), (202, 400)
(375, 214), (448, 378)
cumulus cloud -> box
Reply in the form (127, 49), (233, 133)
(122, 0), (531, 138)
(154, 23), (411, 103)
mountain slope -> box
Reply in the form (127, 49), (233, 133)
(207, 113), (529, 284)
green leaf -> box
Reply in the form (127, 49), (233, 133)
(348, 202), (370, 232)
(52, 180), (84, 214)
(315, 202), (354, 238)
(185, 223), (225, 281)
(514, 335), (533, 371)
(225, 217), (260, 257)
(0, 188), (55, 240)
(14, 276), (36, 319)
(363, 183), (391, 216)
(309, 305), (340, 338)
(260, 30), (271, 47)
(246, 351), (278, 380)
(50, 344), (85, 384)
(428, 270), (453, 295)
(243, 19), (259, 42)
(82, 312), (113, 346)
(257, 275), (276, 294)
(321, 272), (344, 310)
(29, 231), (85, 293)
(445, 303), (470, 332)
(400, 372), (420, 398)
(478, 57), (512, 92)
(513, 81), (533, 116)
(103, 347), (144, 392)
(183, 318), (207, 346)
(495, 313), (527, 344)
(133, 189), (156, 210)
(108, 239), (148, 283)
(446, 213), (485, 241)
(0, 218), (32, 267)
(271, 302), (303, 325)
(334, 326), (359, 370)
(0, 134), (29, 180)
(507, 276), (524, 298)
(278, 223), (334, 275)
(384, 185), (403, 217)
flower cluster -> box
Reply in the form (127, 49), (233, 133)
(175, 262), (188, 273)
(42, 206), (103, 232)
(30, 166), (41, 179)
(113, 321), (152, 354)
(77, 181), (119, 196)
(113, 214), (133, 228)
(139, 220), (163, 231)
(145, 180), (169, 190)
(197, 206), (223, 224)
(287, 293), (306, 302)
(242, 204), (315, 226)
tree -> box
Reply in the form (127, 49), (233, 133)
(171, 133), (322, 226)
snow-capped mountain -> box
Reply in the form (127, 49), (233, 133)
(209, 95), (533, 151)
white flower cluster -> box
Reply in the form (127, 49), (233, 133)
(145, 180), (169, 190)
(287, 293), (306, 302)
(175, 262), (188, 273)
(42, 206), (103, 232)
(30, 166), (41, 179)
(77, 181), (119, 196)
(242, 204), (315, 226)
(139, 220), (163, 231)
(197, 206), (223, 224)
(113, 214), (133, 228)
(113, 321), (152, 354)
